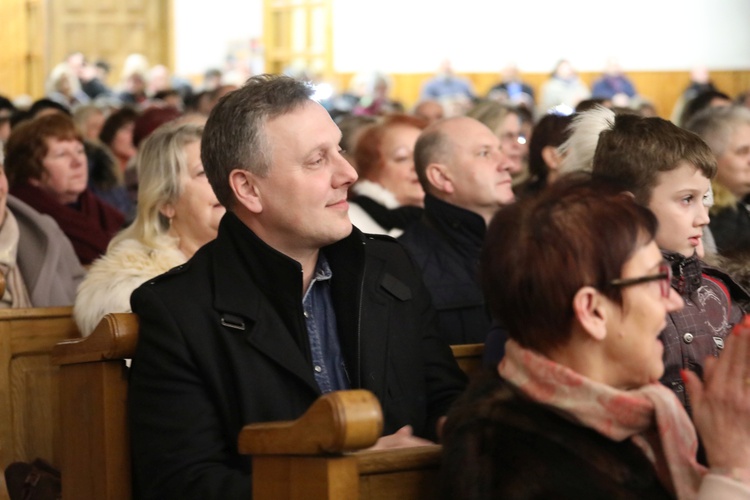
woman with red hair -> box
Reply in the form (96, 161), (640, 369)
(5, 114), (124, 265)
(348, 114), (428, 236)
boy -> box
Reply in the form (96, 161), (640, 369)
(569, 107), (750, 413)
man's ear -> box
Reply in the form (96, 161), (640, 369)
(572, 286), (609, 341)
(425, 163), (453, 194)
(228, 169), (263, 214)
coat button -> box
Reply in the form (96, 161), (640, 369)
(683, 333), (694, 344)
(314, 365), (323, 373)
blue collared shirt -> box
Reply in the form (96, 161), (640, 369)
(302, 255), (350, 393)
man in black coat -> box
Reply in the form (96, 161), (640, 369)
(127, 75), (467, 500)
(399, 117), (515, 345)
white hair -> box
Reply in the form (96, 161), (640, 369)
(559, 106), (616, 174)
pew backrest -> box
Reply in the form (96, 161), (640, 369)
(0, 306), (79, 500)
(51, 314), (478, 500)
(51, 313), (139, 500)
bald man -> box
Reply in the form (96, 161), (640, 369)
(398, 117), (515, 345)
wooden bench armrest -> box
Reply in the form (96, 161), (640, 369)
(51, 313), (139, 365)
(353, 445), (441, 474)
(451, 342), (484, 376)
(238, 390), (383, 456)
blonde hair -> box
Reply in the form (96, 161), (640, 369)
(110, 122), (204, 249)
(465, 100), (517, 136)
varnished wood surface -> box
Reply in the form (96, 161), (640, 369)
(0, 307), (79, 500)
(53, 312), (137, 500)
(52, 312), (139, 365)
(239, 390), (383, 456)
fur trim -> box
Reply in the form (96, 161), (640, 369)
(351, 180), (400, 208)
(559, 105), (615, 175)
(710, 181), (738, 212)
(73, 236), (186, 336)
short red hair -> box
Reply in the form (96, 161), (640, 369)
(354, 114), (427, 181)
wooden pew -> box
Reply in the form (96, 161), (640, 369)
(239, 390), (442, 500)
(451, 343), (483, 379)
(0, 307), (79, 500)
(51, 313), (479, 500)
(51, 313), (138, 500)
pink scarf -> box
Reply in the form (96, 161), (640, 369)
(499, 339), (707, 499)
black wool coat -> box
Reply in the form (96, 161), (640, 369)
(128, 212), (467, 500)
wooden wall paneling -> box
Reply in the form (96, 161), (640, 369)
(0, 0), (28, 97)
(45, 0), (172, 97)
(0, 0), (45, 98)
(264, 0), (333, 80)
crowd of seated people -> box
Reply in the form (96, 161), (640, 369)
(1, 53), (750, 499)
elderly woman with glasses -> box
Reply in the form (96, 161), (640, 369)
(441, 176), (750, 499)
(466, 100), (525, 181)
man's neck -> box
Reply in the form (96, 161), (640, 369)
(299, 250), (320, 295)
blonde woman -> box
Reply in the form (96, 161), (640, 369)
(74, 122), (225, 335)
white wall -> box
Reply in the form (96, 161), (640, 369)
(173, 0), (750, 77)
(173, 0), (263, 77)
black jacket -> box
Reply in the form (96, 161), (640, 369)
(441, 374), (672, 500)
(710, 200), (750, 256)
(398, 195), (491, 344)
(128, 212), (467, 500)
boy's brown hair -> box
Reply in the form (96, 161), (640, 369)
(592, 113), (716, 205)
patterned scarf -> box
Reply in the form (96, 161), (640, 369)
(0, 210), (31, 308)
(11, 182), (124, 265)
(499, 339), (707, 499)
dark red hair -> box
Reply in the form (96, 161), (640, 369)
(481, 174), (658, 354)
(354, 113), (427, 181)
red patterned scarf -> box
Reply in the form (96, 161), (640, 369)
(11, 182), (124, 265)
(499, 339), (707, 499)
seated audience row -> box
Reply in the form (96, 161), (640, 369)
(443, 176), (750, 499)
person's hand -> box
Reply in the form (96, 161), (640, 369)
(684, 316), (750, 469)
(365, 425), (435, 451)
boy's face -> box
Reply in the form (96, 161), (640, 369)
(647, 163), (711, 258)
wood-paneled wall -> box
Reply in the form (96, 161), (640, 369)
(0, 0), (172, 100)
(336, 70), (750, 121)
(0, 0), (45, 98)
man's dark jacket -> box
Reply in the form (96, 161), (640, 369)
(398, 194), (491, 345)
(128, 212), (467, 500)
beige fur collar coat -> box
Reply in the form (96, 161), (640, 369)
(74, 236), (186, 336)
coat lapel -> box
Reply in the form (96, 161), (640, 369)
(211, 214), (321, 396)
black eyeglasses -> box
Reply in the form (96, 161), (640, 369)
(608, 262), (672, 298)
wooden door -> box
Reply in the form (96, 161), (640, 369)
(264, 0), (333, 81)
(0, 0), (45, 98)
(48, 0), (173, 91)
(0, 0), (172, 100)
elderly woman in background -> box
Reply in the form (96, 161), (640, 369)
(442, 175), (750, 499)
(99, 106), (139, 174)
(0, 148), (84, 307)
(75, 122), (224, 336)
(466, 101), (525, 182)
(686, 105), (750, 257)
(349, 114), (427, 236)
(4, 114), (124, 265)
